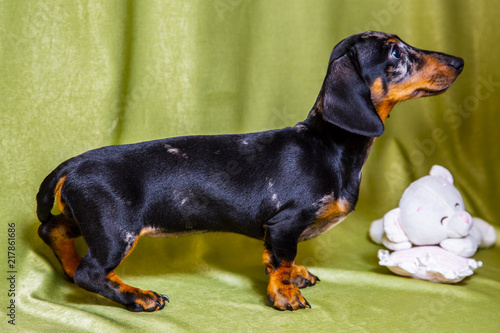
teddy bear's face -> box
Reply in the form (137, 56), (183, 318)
(399, 174), (472, 245)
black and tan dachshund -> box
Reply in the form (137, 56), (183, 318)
(37, 31), (463, 312)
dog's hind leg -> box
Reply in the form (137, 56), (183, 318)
(72, 225), (169, 312)
(38, 214), (82, 282)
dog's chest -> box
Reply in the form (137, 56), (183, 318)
(299, 194), (352, 242)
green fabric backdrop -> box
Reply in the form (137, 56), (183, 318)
(1, 0), (499, 331)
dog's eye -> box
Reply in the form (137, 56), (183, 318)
(391, 47), (401, 59)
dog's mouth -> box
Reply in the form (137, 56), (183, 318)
(412, 87), (449, 97)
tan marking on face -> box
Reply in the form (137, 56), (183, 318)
(371, 77), (384, 99)
(370, 77), (392, 122)
(389, 55), (456, 99)
(372, 53), (460, 121)
(386, 38), (399, 45)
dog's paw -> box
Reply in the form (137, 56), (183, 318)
(126, 290), (170, 312)
(267, 280), (311, 311)
(267, 266), (312, 311)
(290, 264), (320, 289)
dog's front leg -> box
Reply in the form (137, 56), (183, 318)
(263, 214), (319, 311)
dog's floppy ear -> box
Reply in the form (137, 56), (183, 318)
(319, 45), (384, 137)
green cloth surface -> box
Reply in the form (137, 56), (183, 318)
(1, 0), (499, 331)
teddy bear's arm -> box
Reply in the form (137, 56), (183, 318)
(383, 208), (409, 242)
(440, 236), (477, 257)
(381, 208), (412, 250)
(382, 234), (412, 251)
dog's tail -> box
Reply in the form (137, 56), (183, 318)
(36, 162), (70, 223)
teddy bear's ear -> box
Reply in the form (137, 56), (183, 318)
(430, 165), (454, 184)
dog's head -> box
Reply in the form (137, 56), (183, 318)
(316, 31), (464, 137)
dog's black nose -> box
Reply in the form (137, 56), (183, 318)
(449, 57), (464, 73)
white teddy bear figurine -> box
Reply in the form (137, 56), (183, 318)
(370, 165), (496, 283)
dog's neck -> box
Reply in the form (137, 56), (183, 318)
(298, 107), (375, 193)
(301, 107), (375, 150)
